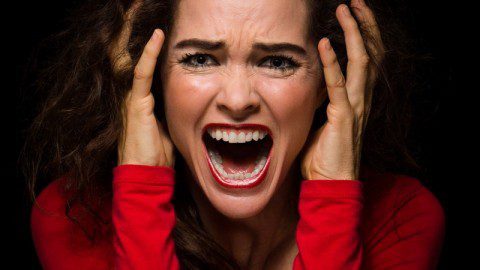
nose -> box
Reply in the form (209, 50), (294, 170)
(216, 67), (260, 119)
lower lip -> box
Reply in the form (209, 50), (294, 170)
(203, 142), (272, 189)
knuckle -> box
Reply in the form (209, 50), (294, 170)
(329, 77), (346, 88)
(326, 104), (339, 117)
(139, 94), (155, 109)
(356, 55), (370, 67)
(327, 104), (354, 123)
(127, 94), (155, 114)
(133, 66), (149, 80)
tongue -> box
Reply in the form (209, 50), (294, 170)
(216, 142), (260, 174)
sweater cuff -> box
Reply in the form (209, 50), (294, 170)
(113, 164), (175, 185)
(300, 179), (363, 199)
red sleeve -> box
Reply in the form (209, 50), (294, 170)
(31, 178), (114, 270)
(293, 180), (364, 270)
(30, 164), (180, 270)
(361, 178), (446, 270)
(293, 178), (445, 270)
(112, 164), (180, 270)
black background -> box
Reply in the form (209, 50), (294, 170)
(6, 0), (472, 269)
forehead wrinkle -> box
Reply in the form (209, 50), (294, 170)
(173, 0), (310, 55)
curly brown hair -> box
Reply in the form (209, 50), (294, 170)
(19, 0), (420, 268)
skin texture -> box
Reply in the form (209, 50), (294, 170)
(117, 0), (383, 268)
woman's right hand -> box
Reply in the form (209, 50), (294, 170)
(117, 29), (175, 168)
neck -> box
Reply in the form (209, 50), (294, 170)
(186, 162), (301, 269)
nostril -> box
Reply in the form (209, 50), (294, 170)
(216, 88), (260, 114)
(218, 103), (259, 118)
(244, 104), (258, 113)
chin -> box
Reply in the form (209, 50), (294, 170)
(207, 192), (272, 219)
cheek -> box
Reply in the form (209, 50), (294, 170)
(162, 71), (220, 153)
(257, 75), (318, 165)
(258, 76), (318, 132)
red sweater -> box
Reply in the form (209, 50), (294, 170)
(31, 165), (445, 269)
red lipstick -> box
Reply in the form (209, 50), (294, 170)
(202, 123), (273, 189)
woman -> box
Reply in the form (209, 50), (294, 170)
(23, 0), (445, 269)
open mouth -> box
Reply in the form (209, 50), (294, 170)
(202, 124), (273, 188)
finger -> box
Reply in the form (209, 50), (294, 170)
(131, 29), (165, 100)
(350, 0), (384, 61)
(318, 38), (350, 109)
(336, 4), (369, 111)
(350, 0), (382, 119)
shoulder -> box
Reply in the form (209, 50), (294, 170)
(30, 177), (70, 235)
(361, 168), (446, 242)
(31, 177), (113, 269)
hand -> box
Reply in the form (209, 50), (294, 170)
(301, 1), (384, 180)
(117, 29), (175, 167)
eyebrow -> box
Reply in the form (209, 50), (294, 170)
(174, 39), (224, 50)
(253, 42), (307, 56)
(174, 38), (307, 57)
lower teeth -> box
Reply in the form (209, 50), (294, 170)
(208, 148), (269, 180)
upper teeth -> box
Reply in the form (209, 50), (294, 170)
(207, 128), (268, 143)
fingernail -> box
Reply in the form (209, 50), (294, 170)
(324, 38), (331, 50)
(343, 5), (351, 17)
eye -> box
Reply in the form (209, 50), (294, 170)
(179, 53), (218, 68)
(260, 55), (300, 72)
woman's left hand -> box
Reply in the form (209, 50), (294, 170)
(301, 0), (385, 181)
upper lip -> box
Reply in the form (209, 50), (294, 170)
(202, 123), (273, 139)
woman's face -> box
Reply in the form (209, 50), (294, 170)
(161, 0), (324, 218)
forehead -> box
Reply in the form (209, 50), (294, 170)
(171, 0), (309, 45)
